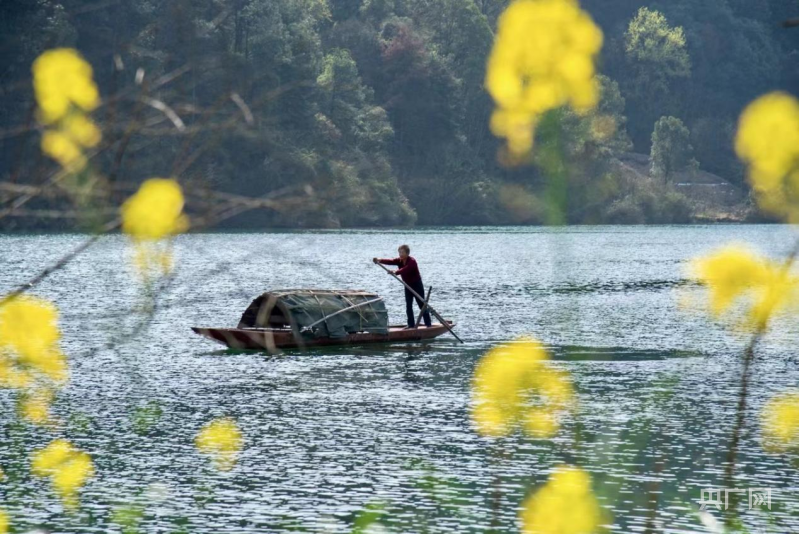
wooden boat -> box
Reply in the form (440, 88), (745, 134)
(191, 289), (456, 351)
(191, 322), (455, 350)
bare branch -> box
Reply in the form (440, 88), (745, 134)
(230, 92), (254, 125)
(141, 97), (186, 132)
(4, 219), (121, 300)
(0, 208), (117, 219)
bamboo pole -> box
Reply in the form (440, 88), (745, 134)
(415, 286), (433, 327)
(301, 297), (384, 333)
(375, 262), (464, 343)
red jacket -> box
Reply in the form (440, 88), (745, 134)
(378, 256), (422, 285)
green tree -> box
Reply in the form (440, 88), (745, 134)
(624, 8), (691, 88)
(667, 0), (781, 131)
(2, 0), (797, 228)
(650, 116), (696, 181)
(360, 0), (395, 21)
(403, 0), (494, 149)
(551, 75), (633, 223)
(621, 7), (691, 150)
(314, 49), (415, 226)
(472, 0), (511, 27)
(317, 49), (385, 146)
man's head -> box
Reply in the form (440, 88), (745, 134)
(398, 244), (410, 259)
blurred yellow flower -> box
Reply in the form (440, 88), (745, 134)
(735, 92), (799, 222)
(521, 465), (604, 534)
(689, 245), (799, 330)
(40, 130), (87, 172)
(0, 297), (67, 428)
(19, 389), (54, 425)
(486, 0), (603, 158)
(62, 113), (102, 148)
(525, 409), (559, 438)
(40, 113), (101, 171)
(122, 178), (189, 241)
(471, 338), (574, 438)
(23, 348), (68, 384)
(52, 452), (94, 507)
(132, 242), (175, 280)
(761, 391), (799, 452)
(0, 509), (7, 534)
(491, 109), (537, 158)
(32, 48), (102, 172)
(0, 359), (33, 389)
(0, 296), (68, 387)
(0, 296), (60, 357)
(32, 48), (99, 125)
(32, 439), (94, 508)
(32, 439), (75, 476)
(196, 417), (243, 471)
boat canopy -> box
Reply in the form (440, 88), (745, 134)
(237, 289), (388, 338)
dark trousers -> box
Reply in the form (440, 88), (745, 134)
(405, 279), (432, 328)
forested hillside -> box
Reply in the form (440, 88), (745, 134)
(1, 0), (797, 227)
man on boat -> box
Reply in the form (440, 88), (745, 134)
(373, 245), (432, 329)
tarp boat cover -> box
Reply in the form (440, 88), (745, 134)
(237, 289), (389, 338)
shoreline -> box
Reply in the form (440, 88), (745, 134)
(0, 220), (790, 236)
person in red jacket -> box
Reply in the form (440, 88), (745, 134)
(373, 244), (432, 328)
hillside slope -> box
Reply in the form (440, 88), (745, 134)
(612, 153), (751, 223)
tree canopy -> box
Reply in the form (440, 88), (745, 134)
(0, 0), (797, 227)
(651, 116), (696, 181)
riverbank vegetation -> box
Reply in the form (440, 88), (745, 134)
(1, 0), (797, 228)
(2, 0), (799, 532)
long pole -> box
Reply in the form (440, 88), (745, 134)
(375, 262), (464, 343)
(415, 286), (433, 327)
(301, 297), (384, 333)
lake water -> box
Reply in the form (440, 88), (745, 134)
(1, 225), (798, 533)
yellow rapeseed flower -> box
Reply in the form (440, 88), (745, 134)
(525, 410), (559, 438)
(0, 357), (33, 389)
(39, 112), (101, 172)
(32, 439), (75, 476)
(52, 452), (94, 507)
(689, 245), (799, 330)
(471, 338), (574, 438)
(0, 509), (8, 534)
(132, 242), (175, 280)
(32, 439), (94, 507)
(486, 0), (603, 158)
(22, 348), (68, 384)
(32, 48), (99, 125)
(33, 48), (102, 172)
(761, 391), (799, 453)
(0, 296), (60, 358)
(0, 296), (68, 388)
(62, 113), (101, 148)
(121, 178), (189, 241)
(196, 417), (243, 471)
(19, 389), (54, 425)
(41, 130), (87, 171)
(735, 92), (799, 222)
(521, 465), (604, 534)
